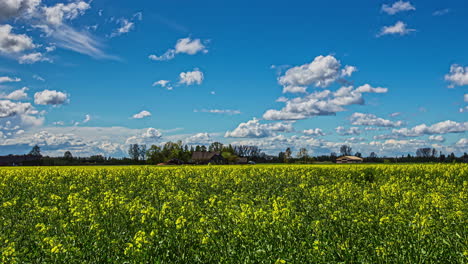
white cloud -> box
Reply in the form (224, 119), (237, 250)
(148, 50), (175, 61)
(377, 21), (415, 37)
(456, 138), (468, 148)
(303, 128), (325, 136)
(279, 55), (355, 93)
(382, 1), (415, 15)
(350, 112), (404, 127)
(225, 118), (294, 138)
(0, 76), (21, 83)
(390, 112), (401, 117)
(185, 132), (212, 145)
(194, 109), (241, 115)
(263, 84), (387, 120)
(336, 126), (361, 136)
(0, 87), (28, 100)
(175, 37), (207, 55)
(445, 65), (468, 88)
(0, 0), (40, 20)
(34, 90), (68, 105)
(149, 37), (208, 61)
(428, 135), (445, 142)
(341, 65), (357, 77)
(345, 137), (367, 143)
(433, 9), (450, 16)
(459, 106), (468, 113)
(179, 69), (204, 85)
(83, 114), (91, 123)
(43, 1), (90, 26)
(45, 45), (56, 52)
(18, 52), (52, 64)
(110, 13), (143, 38)
(380, 120), (468, 138)
(0, 100), (43, 134)
(0, 24), (35, 53)
(126, 127), (162, 144)
(152, 80), (172, 90)
(32, 74), (45, 81)
(464, 94), (468, 102)
(132, 110), (151, 119)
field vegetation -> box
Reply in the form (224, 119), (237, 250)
(0, 164), (467, 263)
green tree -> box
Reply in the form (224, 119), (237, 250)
(64, 151), (73, 160)
(29, 145), (42, 156)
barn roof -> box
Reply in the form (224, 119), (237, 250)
(336, 155), (363, 161)
(191, 151), (221, 161)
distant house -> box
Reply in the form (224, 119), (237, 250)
(336, 156), (364, 164)
(191, 152), (226, 165)
(236, 157), (248, 164)
(0, 155), (42, 166)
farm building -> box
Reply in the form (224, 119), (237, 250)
(236, 157), (248, 164)
(336, 156), (364, 164)
(191, 151), (226, 165)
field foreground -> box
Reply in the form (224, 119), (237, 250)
(0, 164), (467, 263)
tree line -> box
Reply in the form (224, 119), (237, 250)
(6, 143), (467, 166)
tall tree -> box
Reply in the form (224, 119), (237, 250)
(297, 148), (309, 162)
(209, 142), (224, 152)
(29, 145), (41, 156)
(64, 151), (73, 159)
(340, 145), (352, 156)
(416, 148), (432, 158)
(284, 148), (292, 163)
(128, 144), (140, 161)
(369, 152), (377, 158)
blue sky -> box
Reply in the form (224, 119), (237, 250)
(0, 0), (466, 157)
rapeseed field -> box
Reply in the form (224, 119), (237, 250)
(0, 164), (467, 263)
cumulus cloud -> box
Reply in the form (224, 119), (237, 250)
(110, 19), (134, 37)
(110, 13), (141, 38)
(18, 52), (52, 64)
(125, 127), (162, 144)
(43, 1), (90, 26)
(194, 109), (241, 115)
(350, 112), (404, 127)
(0, 87), (28, 100)
(132, 110), (151, 119)
(377, 21), (415, 37)
(263, 84), (387, 120)
(0, 76), (21, 83)
(0, 24), (35, 53)
(34, 90), (68, 105)
(345, 137), (367, 143)
(179, 69), (204, 85)
(336, 126), (361, 136)
(175, 38), (207, 55)
(381, 1), (415, 15)
(149, 37), (208, 61)
(303, 128), (325, 136)
(225, 118), (294, 138)
(428, 135), (445, 142)
(0, 0), (40, 20)
(0, 100), (43, 134)
(278, 55), (355, 93)
(185, 132), (212, 145)
(377, 120), (468, 139)
(152, 80), (172, 90)
(445, 65), (468, 88)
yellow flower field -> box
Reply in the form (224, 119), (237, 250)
(0, 164), (467, 263)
